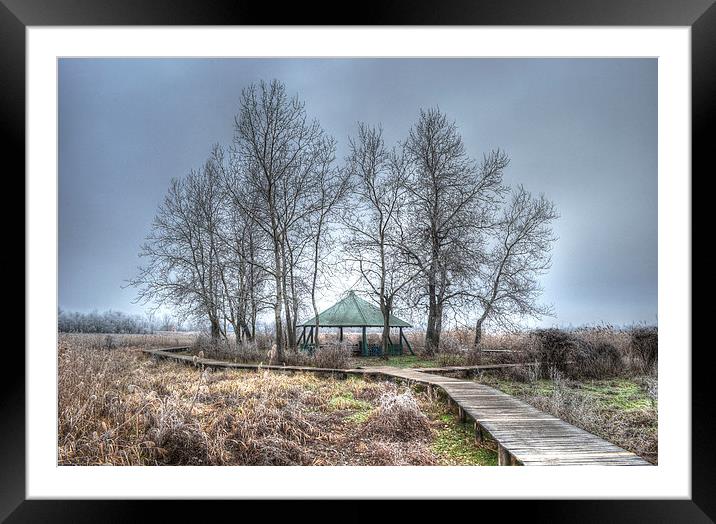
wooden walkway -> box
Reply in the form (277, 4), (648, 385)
(143, 347), (651, 466)
(365, 367), (651, 466)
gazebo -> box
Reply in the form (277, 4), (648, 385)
(298, 291), (414, 356)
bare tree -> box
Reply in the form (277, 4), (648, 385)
(401, 108), (508, 354)
(344, 124), (419, 354)
(471, 186), (559, 345)
(307, 150), (351, 350)
(231, 79), (334, 358)
(131, 84), (558, 356)
(129, 158), (226, 339)
(201, 144), (270, 348)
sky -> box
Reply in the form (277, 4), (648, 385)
(58, 58), (657, 328)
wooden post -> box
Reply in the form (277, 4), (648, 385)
(474, 422), (483, 444)
(498, 444), (512, 466)
(339, 327), (343, 342)
(399, 327), (403, 353)
(362, 326), (367, 356)
(401, 330), (415, 356)
(458, 406), (466, 423)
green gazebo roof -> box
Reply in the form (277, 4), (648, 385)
(301, 291), (411, 328)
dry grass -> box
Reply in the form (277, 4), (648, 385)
(189, 333), (353, 369)
(60, 332), (198, 351)
(58, 334), (495, 466)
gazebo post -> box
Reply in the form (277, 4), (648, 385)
(399, 327), (403, 354)
(362, 326), (367, 356)
(339, 326), (343, 342)
(315, 325), (320, 348)
(401, 329), (415, 356)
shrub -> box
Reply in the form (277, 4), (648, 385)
(435, 334), (467, 367)
(145, 394), (209, 465)
(312, 343), (351, 369)
(630, 327), (658, 372)
(571, 341), (623, 379)
(436, 352), (465, 367)
(364, 391), (433, 441)
(499, 363), (541, 383)
(530, 328), (577, 374)
(191, 334), (267, 364)
(463, 348), (483, 366)
(191, 333), (227, 356)
(529, 329), (627, 380)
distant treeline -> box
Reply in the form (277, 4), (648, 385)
(57, 309), (197, 334)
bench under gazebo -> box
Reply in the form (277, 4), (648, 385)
(298, 291), (415, 356)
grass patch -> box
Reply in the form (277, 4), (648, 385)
(481, 376), (656, 413)
(351, 355), (438, 369)
(419, 397), (498, 466)
(328, 392), (372, 411)
(431, 419), (498, 466)
(345, 410), (372, 424)
(575, 380), (655, 412)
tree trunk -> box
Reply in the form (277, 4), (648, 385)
(382, 319), (391, 357)
(250, 301), (257, 342)
(273, 251), (284, 360)
(231, 321), (241, 349)
(425, 283), (438, 356)
(312, 302), (320, 352)
(240, 320), (253, 342)
(474, 318), (484, 347)
(281, 246), (296, 351)
(434, 302), (443, 350)
(210, 317), (221, 340)
(311, 222), (323, 352)
(381, 299), (392, 358)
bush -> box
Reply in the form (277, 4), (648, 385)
(145, 394), (209, 465)
(571, 341), (623, 379)
(311, 343), (351, 369)
(191, 333), (228, 356)
(191, 334), (267, 363)
(436, 352), (465, 367)
(530, 329), (576, 374)
(463, 348), (483, 366)
(530, 328), (626, 380)
(435, 334), (469, 367)
(630, 327), (658, 372)
(364, 391), (433, 441)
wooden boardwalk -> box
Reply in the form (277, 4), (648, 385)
(143, 347), (652, 466)
(366, 367), (651, 466)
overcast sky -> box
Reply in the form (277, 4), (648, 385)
(58, 58), (657, 328)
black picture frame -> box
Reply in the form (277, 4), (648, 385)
(5, 0), (708, 520)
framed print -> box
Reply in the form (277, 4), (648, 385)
(5, 0), (710, 520)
